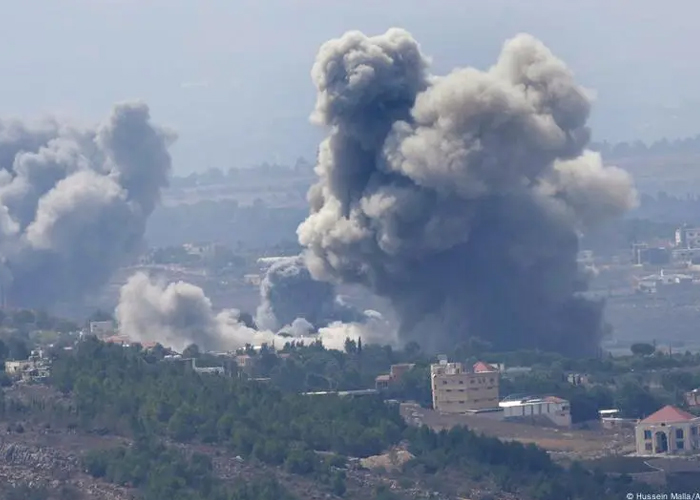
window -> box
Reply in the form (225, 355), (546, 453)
(458, 401), (465, 404)
(644, 430), (652, 440)
(489, 377), (494, 383)
(676, 429), (684, 439)
(446, 389), (452, 393)
(693, 427), (698, 436)
(459, 380), (464, 384)
(677, 440), (685, 450)
(645, 443), (653, 451)
(442, 380), (447, 385)
(470, 379), (475, 384)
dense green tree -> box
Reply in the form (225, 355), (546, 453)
(614, 381), (665, 418)
(630, 343), (656, 356)
(5, 335), (30, 360)
(12, 309), (35, 326)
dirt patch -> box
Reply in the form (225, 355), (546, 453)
(360, 447), (415, 471)
(401, 403), (634, 460)
(0, 432), (132, 500)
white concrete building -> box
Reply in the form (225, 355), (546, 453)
(5, 351), (50, 381)
(676, 227), (700, 249)
(191, 358), (225, 375)
(430, 359), (499, 413)
(5, 360), (33, 376)
(499, 396), (572, 427)
(671, 248), (700, 264)
(635, 405), (700, 455)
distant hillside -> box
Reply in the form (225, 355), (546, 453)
(592, 137), (700, 195)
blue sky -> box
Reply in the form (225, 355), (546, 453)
(1, 0), (697, 173)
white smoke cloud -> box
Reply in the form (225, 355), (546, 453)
(116, 271), (393, 353)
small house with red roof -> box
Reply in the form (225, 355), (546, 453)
(375, 363), (416, 391)
(430, 359), (500, 413)
(635, 405), (700, 455)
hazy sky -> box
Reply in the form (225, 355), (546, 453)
(1, 0), (698, 173)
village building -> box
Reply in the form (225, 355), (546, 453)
(635, 405), (700, 455)
(235, 354), (258, 378)
(685, 389), (700, 409)
(430, 359), (499, 413)
(599, 409), (638, 430)
(4, 350), (50, 382)
(499, 395), (572, 427)
(375, 363), (415, 390)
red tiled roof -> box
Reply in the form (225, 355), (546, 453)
(473, 361), (497, 373)
(104, 335), (130, 344)
(640, 405), (696, 424)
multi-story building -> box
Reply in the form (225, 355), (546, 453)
(5, 350), (50, 382)
(635, 405), (700, 455)
(430, 359), (499, 413)
(235, 354), (258, 378)
(675, 226), (700, 249)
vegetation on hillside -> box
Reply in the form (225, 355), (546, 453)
(44, 337), (663, 500)
(82, 437), (296, 500)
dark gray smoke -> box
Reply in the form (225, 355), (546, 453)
(0, 102), (174, 308)
(298, 29), (637, 357)
(255, 255), (365, 332)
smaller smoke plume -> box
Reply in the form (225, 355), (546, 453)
(255, 255), (365, 331)
(116, 272), (392, 353)
(0, 102), (174, 308)
(116, 272), (263, 353)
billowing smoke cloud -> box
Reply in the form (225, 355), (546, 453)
(116, 271), (391, 353)
(116, 272), (257, 352)
(296, 29), (637, 356)
(0, 102), (173, 307)
(255, 255), (365, 332)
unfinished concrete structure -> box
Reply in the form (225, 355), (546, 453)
(430, 359), (499, 413)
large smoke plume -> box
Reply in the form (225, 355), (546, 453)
(0, 102), (173, 308)
(296, 29), (637, 356)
